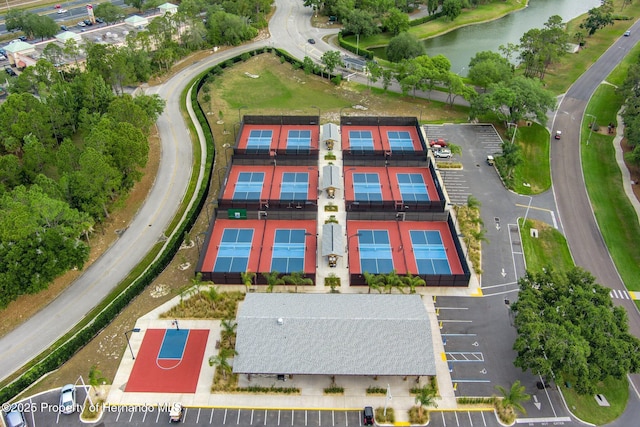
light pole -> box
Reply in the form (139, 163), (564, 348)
(238, 105), (247, 123)
(347, 232), (361, 253)
(585, 113), (597, 145)
(222, 143), (234, 162)
(124, 328), (141, 359)
(507, 122), (517, 145)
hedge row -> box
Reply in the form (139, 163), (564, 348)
(0, 65), (218, 405)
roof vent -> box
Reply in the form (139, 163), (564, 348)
(277, 318), (284, 325)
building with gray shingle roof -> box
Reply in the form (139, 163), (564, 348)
(233, 294), (436, 377)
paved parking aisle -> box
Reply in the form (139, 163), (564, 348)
(428, 410), (499, 427)
(98, 408), (363, 427)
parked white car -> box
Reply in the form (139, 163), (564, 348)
(434, 148), (452, 159)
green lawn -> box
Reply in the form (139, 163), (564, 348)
(351, 0), (525, 49)
(520, 219), (573, 273)
(582, 85), (640, 292)
(560, 376), (628, 426)
(511, 123), (551, 195)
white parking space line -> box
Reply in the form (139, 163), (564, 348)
(251, 409), (254, 425)
(305, 410), (308, 426)
(440, 319), (472, 323)
(115, 410), (122, 422)
(156, 408), (161, 422)
(237, 409), (241, 424)
(128, 410), (134, 422)
(142, 409), (148, 422)
(332, 410), (335, 426)
(480, 411), (487, 426)
(345, 411), (348, 426)
(223, 408), (228, 424)
(277, 409), (281, 425)
(454, 410), (459, 426)
(211, 409), (216, 424)
(264, 409), (268, 425)
(318, 410), (321, 426)
(467, 411), (473, 426)
(292, 410), (295, 425)
(441, 411), (447, 426)
(436, 307), (469, 310)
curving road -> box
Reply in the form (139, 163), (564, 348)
(551, 20), (640, 397)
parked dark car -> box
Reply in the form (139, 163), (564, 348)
(60, 25), (68, 31)
(18, 35), (27, 42)
(5, 66), (17, 77)
(363, 406), (374, 426)
(84, 19), (93, 26)
(95, 17), (104, 23)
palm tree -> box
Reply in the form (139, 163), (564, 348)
(383, 270), (403, 294)
(364, 271), (383, 294)
(496, 380), (530, 417)
(414, 385), (438, 418)
(403, 273), (426, 294)
(240, 271), (255, 293)
(282, 271), (313, 293)
(209, 348), (238, 379)
(220, 319), (237, 347)
(262, 271), (284, 293)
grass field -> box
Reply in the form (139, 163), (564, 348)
(560, 376), (629, 426)
(511, 124), (551, 195)
(520, 219), (573, 273)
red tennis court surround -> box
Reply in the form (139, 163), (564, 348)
(125, 329), (209, 393)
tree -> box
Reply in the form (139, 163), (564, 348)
(470, 76), (556, 126)
(240, 271), (255, 292)
(468, 51), (513, 90)
(386, 32), (425, 63)
(580, 1), (614, 36)
(262, 271), (284, 292)
(209, 348), (238, 379)
(499, 139), (522, 182)
(366, 60), (382, 89)
(427, 0), (439, 15)
(94, 2), (122, 24)
(442, 0), (462, 21)
(511, 268), (640, 395)
(321, 50), (344, 77)
(383, 8), (410, 36)
(495, 380), (530, 422)
(124, 0), (147, 12)
(220, 319), (237, 347)
(282, 271), (313, 292)
(414, 385), (437, 419)
(303, 56), (315, 75)
(403, 273), (425, 293)
(342, 9), (379, 38)
(363, 271), (383, 293)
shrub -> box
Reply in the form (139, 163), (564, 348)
(324, 385), (344, 394)
(408, 406), (429, 424)
(374, 407), (394, 423)
(366, 386), (386, 395)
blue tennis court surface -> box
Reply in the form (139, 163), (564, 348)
(271, 229), (305, 272)
(387, 131), (414, 152)
(247, 130), (273, 153)
(286, 130), (311, 153)
(410, 230), (451, 274)
(214, 228), (253, 272)
(233, 172), (264, 200)
(158, 329), (189, 359)
(280, 172), (309, 200)
(353, 173), (383, 201)
(349, 130), (374, 151)
(397, 173), (429, 202)
(358, 230), (394, 274)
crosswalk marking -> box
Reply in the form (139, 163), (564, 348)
(610, 289), (630, 299)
